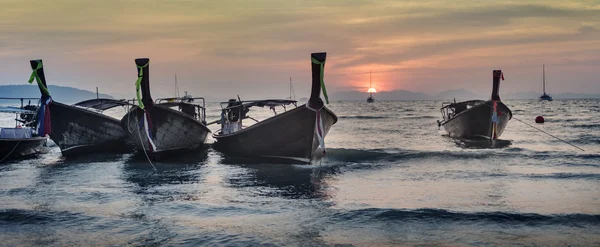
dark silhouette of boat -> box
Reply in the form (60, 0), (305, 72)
(0, 98), (48, 161)
(212, 52), (338, 163)
(539, 64), (553, 101)
(121, 58), (211, 160)
(438, 70), (512, 140)
(28, 60), (132, 156)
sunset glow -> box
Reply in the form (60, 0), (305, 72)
(0, 0), (598, 100)
(367, 88), (377, 93)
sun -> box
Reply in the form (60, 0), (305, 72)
(367, 88), (377, 93)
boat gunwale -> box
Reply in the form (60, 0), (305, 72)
(0, 136), (48, 142)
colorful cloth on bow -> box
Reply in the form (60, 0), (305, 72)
(491, 101), (498, 139)
(139, 111), (157, 152)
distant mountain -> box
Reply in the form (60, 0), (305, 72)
(330, 88), (600, 101)
(552, 93), (600, 99)
(504, 91), (539, 100)
(433, 89), (484, 100)
(0, 85), (113, 103)
(331, 90), (430, 101)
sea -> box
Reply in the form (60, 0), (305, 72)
(0, 99), (599, 246)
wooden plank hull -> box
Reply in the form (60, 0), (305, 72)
(441, 101), (511, 139)
(0, 136), (47, 161)
(121, 105), (210, 159)
(48, 101), (131, 156)
(213, 105), (337, 163)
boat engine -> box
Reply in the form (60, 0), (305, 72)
(19, 104), (39, 127)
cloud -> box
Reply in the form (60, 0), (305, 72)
(0, 0), (599, 98)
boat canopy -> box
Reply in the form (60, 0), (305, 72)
(220, 99), (297, 109)
(73, 98), (130, 111)
(156, 96), (205, 105)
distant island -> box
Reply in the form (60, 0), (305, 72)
(330, 89), (600, 101)
(2, 85), (599, 103)
(0, 85), (113, 104)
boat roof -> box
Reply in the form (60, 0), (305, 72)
(0, 106), (36, 114)
(220, 99), (297, 109)
(441, 99), (485, 109)
(155, 96), (206, 108)
(73, 98), (130, 111)
(157, 101), (198, 108)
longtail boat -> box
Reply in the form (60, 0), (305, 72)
(28, 60), (132, 156)
(0, 97), (48, 162)
(212, 52), (338, 163)
(438, 70), (512, 139)
(120, 58), (211, 159)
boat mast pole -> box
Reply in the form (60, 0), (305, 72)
(369, 70), (373, 98)
(96, 87), (99, 99)
(175, 73), (179, 97)
(289, 77), (294, 100)
(542, 64), (546, 94)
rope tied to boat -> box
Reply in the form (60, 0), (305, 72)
(0, 140), (21, 163)
(311, 57), (329, 104)
(481, 101), (585, 152)
(135, 62), (149, 110)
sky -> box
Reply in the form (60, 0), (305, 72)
(1, 0), (599, 100)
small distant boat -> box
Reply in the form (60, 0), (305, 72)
(0, 97), (48, 161)
(28, 60), (132, 156)
(212, 52), (338, 163)
(438, 70), (512, 140)
(539, 64), (553, 101)
(121, 58), (211, 160)
(367, 70), (375, 103)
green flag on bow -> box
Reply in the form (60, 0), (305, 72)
(135, 62), (149, 109)
(311, 57), (329, 104)
(28, 60), (51, 96)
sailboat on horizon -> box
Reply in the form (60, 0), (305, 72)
(539, 64), (553, 101)
(367, 70), (375, 103)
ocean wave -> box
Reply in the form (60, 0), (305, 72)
(331, 208), (600, 226)
(572, 124), (600, 129)
(338, 116), (390, 119)
(324, 147), (599, 165)
(324, 148), (505, 163)
(524, 172), (600, 180)
(0, 209), (91, 225)
(403, 116), (437, 119)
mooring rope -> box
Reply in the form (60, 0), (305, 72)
(134, 114), (156, 170)
(481, 101), (585, 152)
(0, 140), (21, 163)
(511, 116), (585, 152)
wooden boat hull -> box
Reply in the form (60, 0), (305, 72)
(213, 105), (337, 163)
(0, 136), (47, 161)
(48, 101), (131, 156)
(121, 105), (210, 159)
(441, 101), (511, 139)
